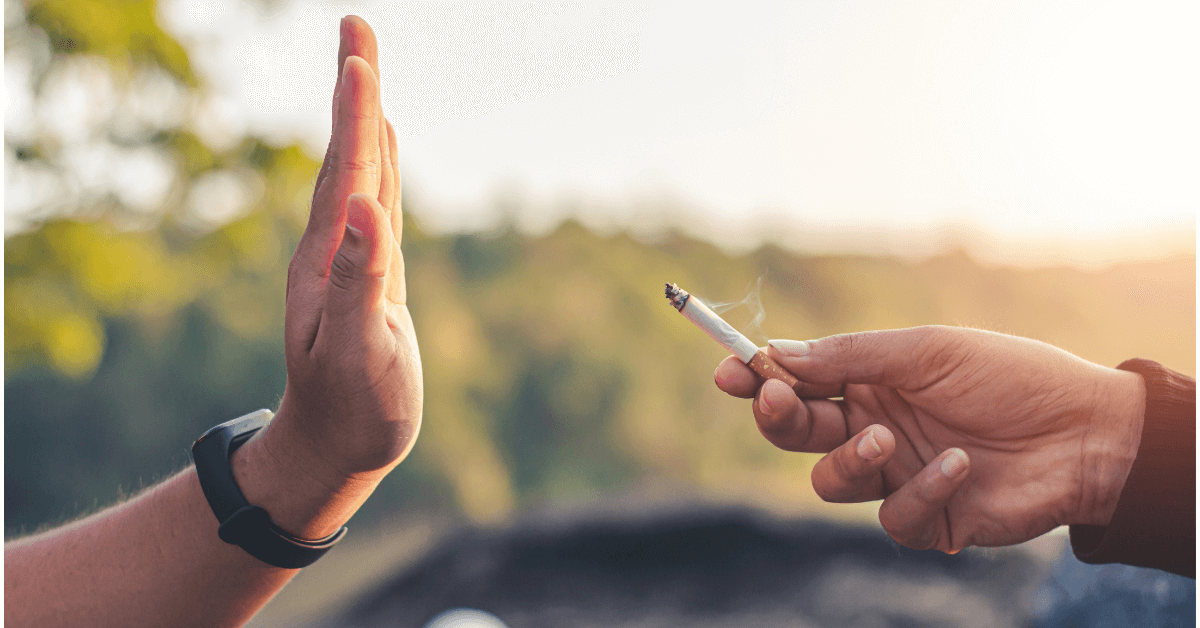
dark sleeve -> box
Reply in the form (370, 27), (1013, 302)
(1069, 359), (1196, 578)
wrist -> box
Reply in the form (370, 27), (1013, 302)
(1075, 366), (1146, 526)
(230, 406), (381, 540)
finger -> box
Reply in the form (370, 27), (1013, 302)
(767, 327), (957, 394)
(715, 350), (811, 398)
(324, 193), (391, 327)
(340, 15), (380, 78)
(386, 120), (402, 235)
(384, 237), (407, 310)
(373, 29), (392, 214)
(298, 56), (381, 277)
(378, 115), (395, 213)
(717, 347), (845, 401)
(810, 424), (896, 503)
(316, 16), (381, 202)
(374, 119), (397, 307)
(766, 343), (844, 398)
(381, 121), (406, 306)
(332, 55), (381, 197)
(715, 355), (759, 398)
(753, 379), (852, 453)
(877, 447), (971, 552)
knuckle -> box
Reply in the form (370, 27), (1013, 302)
(916, 460), (956, 501)
(912, 477), (939, 504)
(344, 107), (379, 123)
(909, 326), (970, 389)
(329, 249), (365, 291)
(827, 333), (856, 357)
(334, 156), (379, 176)
(830, 445), (861, 481)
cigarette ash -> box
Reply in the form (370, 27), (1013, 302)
(664, 283), (690, 311)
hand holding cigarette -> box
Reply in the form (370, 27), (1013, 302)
(712, 326), (1166, 559)
(665, 283), (798, 388)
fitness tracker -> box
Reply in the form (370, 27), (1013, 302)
(191, 409), (347, 568)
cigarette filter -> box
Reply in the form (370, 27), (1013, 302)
(665, 283), (799, 389)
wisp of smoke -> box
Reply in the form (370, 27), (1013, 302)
(696, 277), (767, 344)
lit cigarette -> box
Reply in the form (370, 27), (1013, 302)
(665, 283), (799, 389)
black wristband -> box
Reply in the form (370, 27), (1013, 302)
(192, 410), (347, 569)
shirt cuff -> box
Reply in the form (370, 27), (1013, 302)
(1069, 359), (1196, 578)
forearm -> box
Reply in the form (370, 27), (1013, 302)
(4, 410), (379, 628)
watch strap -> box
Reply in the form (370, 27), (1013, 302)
(192, 409), (347, 569)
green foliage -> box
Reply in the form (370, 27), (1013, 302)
(26, 0), (197, 85)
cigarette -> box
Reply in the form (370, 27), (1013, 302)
(664, 283), (799, 389)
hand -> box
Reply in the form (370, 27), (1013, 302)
(715, 326), (1145, 553)
(260, 17), (422, 509)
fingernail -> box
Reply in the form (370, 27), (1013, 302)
(345, 194), (368, 237)
(940, 449), (968, 478)
(857, 427), (882, 460)
(757, 393), (772, 415)
(713, 367), (724, 387)
(768, 339), (809, 357)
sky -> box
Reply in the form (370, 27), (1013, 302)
(10, 1), (1200, 268)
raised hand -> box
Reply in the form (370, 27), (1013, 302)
(260, 16), (422, 526)
(715, 326), (1145, 553)
(3, 18), (427, 628)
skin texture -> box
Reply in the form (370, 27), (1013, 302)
(4, 16), (420, 627)
(714, 326), (1146, 553)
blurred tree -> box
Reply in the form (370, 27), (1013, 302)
(26, 0), (196, 84)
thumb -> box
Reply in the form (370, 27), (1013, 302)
(326, 193), (391, 325)
(766, 326), (956, 392)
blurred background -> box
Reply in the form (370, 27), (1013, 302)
(4, 1), (1195, 626)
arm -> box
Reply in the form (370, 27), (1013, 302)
(4, 426), (371, 627)
(4, 15), (421, 627)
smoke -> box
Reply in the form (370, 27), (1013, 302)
(698, 277), (768, 344)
